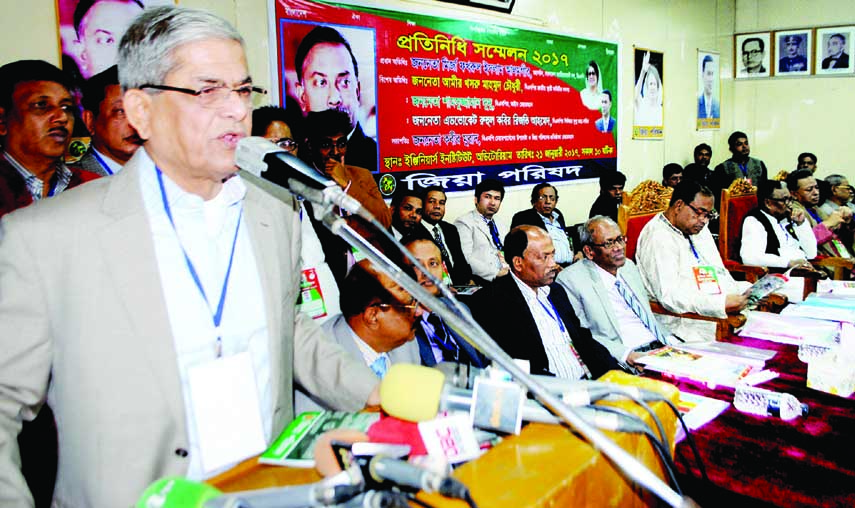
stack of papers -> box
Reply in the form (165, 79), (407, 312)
(741, 311), (840, 344)
(636, 346), (755, 388)
(674, 391), (730, 443)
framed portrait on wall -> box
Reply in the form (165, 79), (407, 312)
(775, 29), (811, 76)
(697, 50), (719, 130)
(735, 32), (771, 79)
(816, 27), (854, 74)
(632, 47), (664, 140)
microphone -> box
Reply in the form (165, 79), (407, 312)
(367, 456), (470, 501)
(381, 364), (650, 434)
(434, 362), (665, 406)
(235, 136), (372, 223)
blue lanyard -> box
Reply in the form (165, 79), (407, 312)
(806, 207), (822, 224)
(156, 167), (242, 357)
(91, 150), (115, 176)
(687, 236), (700, 262)
(737, 162), (748, 176)
(537, 296), (566, 333)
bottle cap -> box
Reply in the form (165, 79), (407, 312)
(800, 403), (809, 416)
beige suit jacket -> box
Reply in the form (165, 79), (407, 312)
(0, 150), (377, 507)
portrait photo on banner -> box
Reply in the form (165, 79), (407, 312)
(735, 32), (771, 79)
(279, 21), (379, 172)
(774, 29), (811, 76)
(56, 0), (174, 82)
(632, 47), (663, 140)
(696, 50), (720, 130)
(815, 26), (855, 75)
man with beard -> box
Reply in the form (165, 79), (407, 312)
(588, 170), (626, 222)
(454, 179), (509, 284)
(469, 226), (619, 378)
(788, 169), (853, 259)
(295, 25), (377, 171)
(389, 187), (422, 240)
(796, 152), (817, 173)
(72, 65), (142, 175)
(0, 60), (99, 217)
(683, 143), (713, 187)
(511, 183), (574, 266)
(418, 185), (473, 286)
(636, 181), (750, 342)
(739, 180), (817, 268)
(713, 131), (767, 204)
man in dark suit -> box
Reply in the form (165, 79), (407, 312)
(469, 226), (620, 379)
(588, 171), (626, 222)
(822, 33), (850, 70)
(594, 89), (615, 133)
(403, 237), (487, 368)
(418, 185), (474, 286)
(511, 183), (575, 266)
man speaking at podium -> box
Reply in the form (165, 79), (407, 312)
(0, 7), (379, 507)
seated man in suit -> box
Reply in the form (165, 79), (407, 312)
(403, 237), (487, 368)
(389, 187), (422, 240)
(636, 180), (751, 342)
(556, 216), (674, 370)
(454, 179), (510, 284)
(511, 183), (575, 267)
(788, 169), (853, 259)
(469, 226), (620, 379)
(419, 185), (473, 286)
(740, 180), (817, 268)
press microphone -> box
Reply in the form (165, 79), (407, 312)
(434, 362), (665, 406)
(380, 364), (649, 433)
(235, 136), (373, 223)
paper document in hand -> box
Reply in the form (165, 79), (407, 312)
(636, 346), (755, 387)
(741, 311), (840, 344)
(744, 272), (789, 305)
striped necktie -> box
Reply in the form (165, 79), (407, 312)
(614, 277), (668, 345)
(433, 225), (451, 264)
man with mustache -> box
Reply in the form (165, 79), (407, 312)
(418, 185), (473, 286)
(72, 65), (142, 175)
(295, 25), (377, 172)
(469, 226), (619, 379)
(0, 60), (99, 217)
(389, 187), (422, 240)
(0, 7), (381, 507)
(636, 180), (751, 342)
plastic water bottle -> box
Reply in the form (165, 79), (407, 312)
(733, 385), (808, 421)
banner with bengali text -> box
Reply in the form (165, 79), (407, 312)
(274, 0), (618, 195)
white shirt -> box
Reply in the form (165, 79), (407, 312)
(511, 273), (586, 379)
(636, 213), (751, 342)
(298, 201), (340, 323)
(92, 147), (124, 175)
(538, 211), (574, 264)
(594, 264), (658, 360)
(139, 149), (270, 479)
(740, 210), (817, 268)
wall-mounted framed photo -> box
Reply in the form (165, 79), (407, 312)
(735, 32), (771, 79)
(697, 50), (720, 130)
(816, 26), (854, 74)
(435, 0), (515, 14)
(774, 29), (811, 76)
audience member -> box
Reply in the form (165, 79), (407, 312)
(469, 226), (620, 379)
(662, 163), (683, 188)
(389, 187), (422, 240)
(796, 152), (817, 173)
(713, 131), (768, 198)
(252, 104), (340, 322)
(418, 185), (473, 286)
(73, 65), (142, 176)
(739, 180), (816, 268)
(788, 169), (853, 258)
(403, 237), (487, 367)
(636, 180), (750, 342)
(556, 216), (674, 369)
(683, 143), (713, 187)
(454, 178), (510, 284)
(595, 90), (615, 133)
(511, 183), (575, 266)
(588, 170), (626, 222)
(819, 174), (855, 215)
(0, 8), (381, 506)
(0, 60), (99, 217)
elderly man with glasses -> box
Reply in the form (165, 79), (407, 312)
(556, 216), (677, 370)
(636, 180), (751, 342)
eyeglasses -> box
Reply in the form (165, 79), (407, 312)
(537, 194), (557, 202)
(373, 300), (420, 315)
(586, 70), (597, 76)
(743, 49), (763, 57)
(139, 83), (267, 108)
(272, 138), (298, 151)
(315, 137), (348, 151)
(590, 236), (626, 249)
(835, 185), (853, 192)
(685, 202), (719, 220)
(767, 196), (794, 205)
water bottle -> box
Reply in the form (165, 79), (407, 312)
(733, 385), (808, 421)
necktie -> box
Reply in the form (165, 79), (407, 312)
(487, 219), (503, 250)
(614, 277), (668, 345)
(427, 313), (459, 362)
(433, 225), (451, 264)
(370, 355), (388, 379)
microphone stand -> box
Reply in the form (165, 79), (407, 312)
(259, 176), (688, 508)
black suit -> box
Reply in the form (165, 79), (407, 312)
(510, 207), (568, 232)
(468, 275), (621, 378)
(346, 122), (378, 172)
(412, 220), (474, 286)
(822, 52), (850, 69)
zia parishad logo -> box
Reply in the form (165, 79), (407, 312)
(379, 174), (397, 196)
(68, 139), (88, 158)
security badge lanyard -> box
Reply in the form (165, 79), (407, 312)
(156, 167), (266, 472)
(689, 236), (722, 295)
(91, 150), (115, 176)
(536, 296), (591, 378)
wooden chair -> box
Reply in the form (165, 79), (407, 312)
(618, 181), (744, 340)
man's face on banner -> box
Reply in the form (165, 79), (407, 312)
(297, 42), (360, 130)
(78, 0), (143, 78)
(702, 60), (714, 94)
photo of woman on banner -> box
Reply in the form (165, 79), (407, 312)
(283, 22), (379, 172)
(633, 49), (663, 130)
(580, 60), (603, 110)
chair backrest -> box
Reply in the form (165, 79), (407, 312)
(618, 180), (672, 260)
(719, 178), (757, 263)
